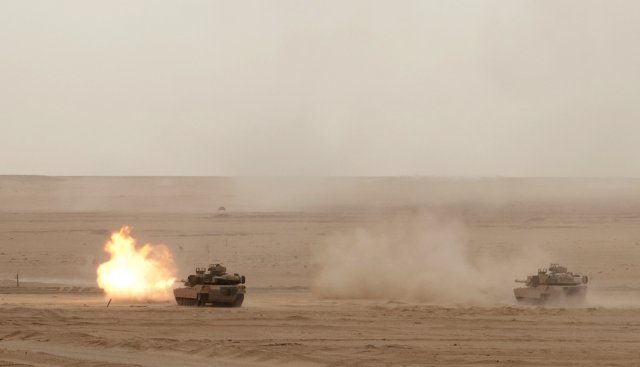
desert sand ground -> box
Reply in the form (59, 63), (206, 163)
(1, 176), (640, 366)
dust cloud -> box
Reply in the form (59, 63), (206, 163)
(586, 289), (640, 308)
(313, 213), (548, 305)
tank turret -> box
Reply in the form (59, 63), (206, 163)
(513, 264), (588, 305)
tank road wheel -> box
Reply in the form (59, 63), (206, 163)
(196, 293), (209, 307)
(232, 294), (244, 307)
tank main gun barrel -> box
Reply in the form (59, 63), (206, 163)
(514, 279), (528, 283)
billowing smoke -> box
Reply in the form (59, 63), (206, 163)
(313, 213), (548, 305)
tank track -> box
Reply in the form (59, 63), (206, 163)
(175, 297), (199, 306)
(174, 294), (244, 307)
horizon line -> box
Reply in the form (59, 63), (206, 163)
(2, 174), (640, 180)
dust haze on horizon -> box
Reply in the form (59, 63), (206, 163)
(1, 1), (639, 177)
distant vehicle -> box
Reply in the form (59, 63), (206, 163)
(514, 264), (588, 305)
(174, 264), (246, 307)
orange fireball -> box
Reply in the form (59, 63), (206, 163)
(96, 226), (176, 300)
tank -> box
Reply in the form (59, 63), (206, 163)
(513, 264), (588, 305)
(174, 263), (246, 307)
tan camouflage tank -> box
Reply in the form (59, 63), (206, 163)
(174, 264), (246, 307)
(514, 264), (588, 305)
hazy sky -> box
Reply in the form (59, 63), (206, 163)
(1, 1), (639, 176)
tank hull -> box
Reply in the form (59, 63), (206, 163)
(174, 284), (246, 307)
(514, 285), (587, 305)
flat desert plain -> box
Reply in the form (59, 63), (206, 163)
(1, 177), (640, 366)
